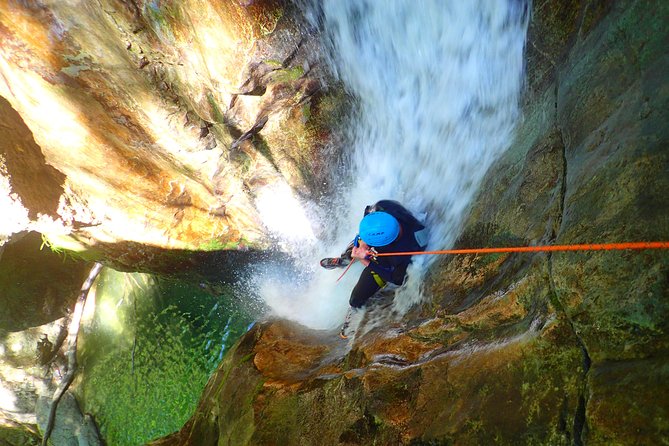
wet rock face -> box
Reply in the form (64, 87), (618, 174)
(0, 232), (89, 332)
(150, 305), (584, 445)
(0, 97), (65, 222)
(0, 0), (346, 266)
(153, 1), (669, 445)
(0, 232), (96, 444)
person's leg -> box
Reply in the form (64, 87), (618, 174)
(349, 267), (382, 308)
(341, 267), (384, 339)
(340, 240), (354, 261)
(340, 308), (356, 339)
(320, 239), (355, 269)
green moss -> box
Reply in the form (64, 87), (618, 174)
(301, 102), (311, 121)
(262, 393), (300, 441)
(39, 233), (101, 262)
(197, 239), (227, 251)
(271, 66), (304, 83)
(206, 92), (227, 125)
(409, 437), (454, 446)
(240, 152), (253, 174)
(256, 6), (284, 36)
(586, 358), (669, 444)
(264, 59), (283, 68)
(40, 233), (65, 255)
(473, 252), (506, 268)
(465, 419), (485, 435)
(0, 426), (40, 446)
(306, 86), (350, 134)
(196, 237), (255, 251)
(238, 352), (255, 364)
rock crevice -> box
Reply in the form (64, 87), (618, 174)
(155, 1), (669, 444)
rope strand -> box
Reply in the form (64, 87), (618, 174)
(374, 241), (669, 257)
(332, 241), (669, 282)
(336, 258), (356, 282)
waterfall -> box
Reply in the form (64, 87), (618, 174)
(255, 0), (529, 330)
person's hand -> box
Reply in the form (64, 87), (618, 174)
(351, 241), (371, 266)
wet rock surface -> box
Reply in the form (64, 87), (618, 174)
(0, 232), (89, 332)
(0, 316), (66, 446)
(36, 392), (102, 446)
(151, 1), (669, 445)
(1, 0), (667, 444)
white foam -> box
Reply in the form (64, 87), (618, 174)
(255, 0), (529, 329)
(255, 182), (318, 251)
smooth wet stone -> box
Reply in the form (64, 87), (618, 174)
(150, 1), (669, 445)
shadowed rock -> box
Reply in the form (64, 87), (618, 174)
(151, 1), (669, 444)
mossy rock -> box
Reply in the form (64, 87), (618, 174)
(0, 425), (40, 446)
(0, 232), (91, 331)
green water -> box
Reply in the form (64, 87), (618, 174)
(78, 269), (254, 445)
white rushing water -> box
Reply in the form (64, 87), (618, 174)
(255, 0), (529, 330)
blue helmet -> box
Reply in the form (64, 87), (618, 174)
(359, 212), (400, 247)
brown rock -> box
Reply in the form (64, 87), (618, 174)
(151, 1), (669, 445)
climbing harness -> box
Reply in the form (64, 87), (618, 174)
(334, 241), (669, 282)
(371, 270), (387, 288)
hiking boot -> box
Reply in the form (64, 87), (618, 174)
(320, 257), (350, 269)
(339, 318), (350, 339)
(339, 327), (349, 339)
(339, 308), (354, 339)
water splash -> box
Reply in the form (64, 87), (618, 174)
(255, 181), (319, 251)
(256, 0), (529, 330)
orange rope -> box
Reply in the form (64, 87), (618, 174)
(375, 241), (669, 257)
(336, 258), (356, 282)
(332, 241), (669, 282)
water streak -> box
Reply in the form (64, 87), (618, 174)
(256, 0), (529, 330)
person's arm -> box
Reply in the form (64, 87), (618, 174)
(352, 239), (407, 283)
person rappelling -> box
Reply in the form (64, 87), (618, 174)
(320, 200), (428, 338)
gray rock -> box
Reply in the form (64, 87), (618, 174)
(36, 392), (102, 446)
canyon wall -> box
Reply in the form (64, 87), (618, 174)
(152, 1), (669, 444)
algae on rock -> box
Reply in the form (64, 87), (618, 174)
(0, 0), (346, 269)
(151, 1), (669, 445)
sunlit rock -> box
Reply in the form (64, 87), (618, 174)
(1, 0), (667, 444)
(0, 0), (345, 266)
(0, 317), (67, 442)
(0, 1), (346, 442)
(151, 1), (669, 445)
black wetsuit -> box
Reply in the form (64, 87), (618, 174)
(349, 200), (426, 308)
